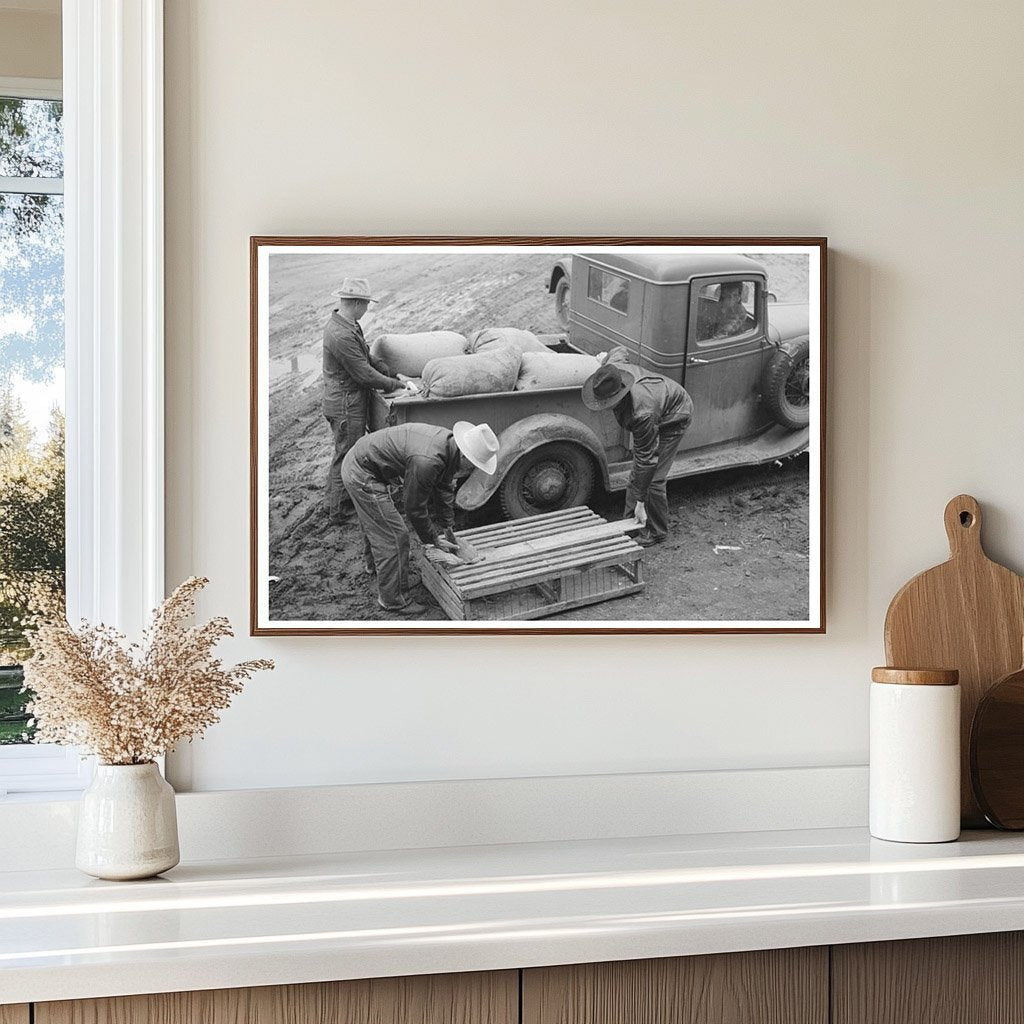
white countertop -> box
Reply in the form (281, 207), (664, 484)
(4, 826), (1024, 1004)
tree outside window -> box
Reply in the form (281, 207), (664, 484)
(0, 94), (65, 744)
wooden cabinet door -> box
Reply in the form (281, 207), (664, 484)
(832, 932), (1024, 1024)
(523, 948), (828, 1024)
(35, 971), (517, 1024)
(0, 1007), (30, 1024)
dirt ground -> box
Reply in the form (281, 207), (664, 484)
(266, 252), (811, 623)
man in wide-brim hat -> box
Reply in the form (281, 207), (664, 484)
(582, 348), (694, 546)
(322, 277), (409, 525)
(341, 421), (500, 617)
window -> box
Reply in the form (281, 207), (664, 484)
(0, 83), (73, 792)
(1, 13), (166, 797)
(587, 266), (630, 314)
(695, 280), (759, 343)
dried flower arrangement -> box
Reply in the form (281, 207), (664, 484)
(22, 577), (273, 765)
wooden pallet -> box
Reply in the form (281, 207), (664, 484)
(419, 507), (645, 621)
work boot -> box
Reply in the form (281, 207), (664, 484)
(635, 530), (666, 548)
(378, 599), (428, 617)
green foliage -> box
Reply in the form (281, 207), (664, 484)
(0, 96), (62, 178)
(0, 96), (64, 385)
(0, 391), (65, 743)
(0, 665), (30, 743)
(0, 96), (65, 743)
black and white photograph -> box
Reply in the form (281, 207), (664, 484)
(251, 239), (825, 634)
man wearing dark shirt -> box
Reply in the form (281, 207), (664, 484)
(341, 421), (499, 616)
(582, 347), (693, 546)
(322, 278), (405, 524)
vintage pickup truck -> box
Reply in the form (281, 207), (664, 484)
(371, 252), (811, 519)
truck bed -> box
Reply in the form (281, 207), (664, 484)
(369, 338), (809, 508)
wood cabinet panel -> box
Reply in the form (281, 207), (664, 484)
(522, 948), (828, 1024)
(832, 932), (1024, 1024)
(0, 1007), (30, 1024)
(35, 971), (517, 1024)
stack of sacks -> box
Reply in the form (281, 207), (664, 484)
(370, 331), (467, 378)
(421, 344), (522, 399)
(468, 327), (549, 356)
(515, 351), (601, 391)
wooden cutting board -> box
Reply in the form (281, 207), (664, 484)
(884, 494), (1024, 826)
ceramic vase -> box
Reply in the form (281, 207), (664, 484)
(76, 762), (180, 880)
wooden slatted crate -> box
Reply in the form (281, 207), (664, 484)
(419, 507), (644, 621)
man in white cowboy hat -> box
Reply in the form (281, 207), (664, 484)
(322, 277), (412, 525)
(341, 421), (500, 617)
(581, 347), (693, 546)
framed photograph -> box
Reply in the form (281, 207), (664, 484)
(251, 236), (826, 635)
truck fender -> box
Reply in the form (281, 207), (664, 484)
(547, 258), (572, 293)
(456, 413), (609, 511)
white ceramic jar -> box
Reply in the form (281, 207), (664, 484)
(870, 667), (961, 843)
(76, 762), (180, 880)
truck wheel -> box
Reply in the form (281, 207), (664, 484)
(762, 338), (811, 430)
(499, 443), (595, 519)
(554, 276), (571, 329)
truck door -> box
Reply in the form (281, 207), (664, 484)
(680, 276), (771, 450)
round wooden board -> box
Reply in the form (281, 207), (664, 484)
(971, 663), (1024, 829)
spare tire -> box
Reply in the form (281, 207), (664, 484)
(762, 338), (811, 429)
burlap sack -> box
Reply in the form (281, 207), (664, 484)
(467, 327), (549, 356)
(421, 345), (522, 398)
(515, 351), (602, 391)
(369, 331), (467, 378)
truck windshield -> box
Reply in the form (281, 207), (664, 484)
(587, 267), (629, 314)
(695, 280), (757, 342)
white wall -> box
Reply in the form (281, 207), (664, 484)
(164, 0), (1024, 792)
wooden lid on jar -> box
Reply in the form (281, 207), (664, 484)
(871, 667), (960, 686)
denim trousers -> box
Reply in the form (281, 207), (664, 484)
(623, 428), (685, 538)
(340, 451), (412, 609)
(324, 390), (368, 515)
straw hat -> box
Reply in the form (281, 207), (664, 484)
(337, 278), (378, 303)
(453, 421), (499, 475)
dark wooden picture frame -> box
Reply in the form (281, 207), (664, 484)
(251, 236), (827, 635)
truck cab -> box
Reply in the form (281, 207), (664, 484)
(553, 252), (810, 448)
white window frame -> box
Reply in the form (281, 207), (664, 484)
(0, 0), (165, 797)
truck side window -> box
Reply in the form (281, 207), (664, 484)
(695, 280), (757, 343)
(587, 267), (629, 314)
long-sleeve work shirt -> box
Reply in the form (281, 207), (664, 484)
(607, 347), (694, 501)
(351, 424), (461, 543)
(322, 312), (398, 416)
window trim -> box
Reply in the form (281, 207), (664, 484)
(0, 76), (62, 101)
(0, 1), (165, 797)
(0, 744), (92, 796)
(64, 0), (165, 637)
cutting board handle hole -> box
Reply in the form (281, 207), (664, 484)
(960, 511), (974, 527)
